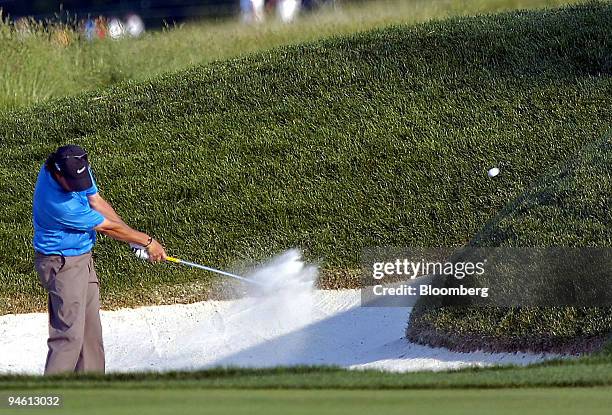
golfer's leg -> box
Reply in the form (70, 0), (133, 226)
(35, 253), (65, 368)
(40, 255), (89, 375)
(75, 279), (105, 373)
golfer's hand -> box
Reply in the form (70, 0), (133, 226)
(146, 239), (167, 262)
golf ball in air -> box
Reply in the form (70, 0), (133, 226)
(488, 167), (500, 177)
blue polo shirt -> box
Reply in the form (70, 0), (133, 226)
(32, 166), (105, 256)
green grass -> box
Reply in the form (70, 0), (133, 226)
(2, 346), (612, 389)
(0, 0), (582, 110)
(0, 2), (610, 314)
(472, 134), (612, 248)
(2, 387), (611, 415)
(407, 133), (612, 353)
(2, 348), (612, 413)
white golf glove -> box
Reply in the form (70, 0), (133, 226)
(130, 243), (149, 260)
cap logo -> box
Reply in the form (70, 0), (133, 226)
(76, 166), (87, 174)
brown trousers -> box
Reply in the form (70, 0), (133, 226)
(34, 251), (105, 375)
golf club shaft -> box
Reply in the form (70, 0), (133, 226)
(166, 256), (260, 285)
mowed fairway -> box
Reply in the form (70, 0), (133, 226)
(4, 388), (612, 415)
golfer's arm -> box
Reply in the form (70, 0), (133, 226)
(94, 218), (151, 246)
(88, 193), (126, 225)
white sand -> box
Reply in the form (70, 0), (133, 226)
(0, 288), (553, 374)
(0, 251), (552, 374)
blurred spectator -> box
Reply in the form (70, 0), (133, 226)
(277, 0), (300, 23)
(241, 0), (265, 23)
(108, 17), (125, 39)
(82, 18), (96, 41)
(125, 14), (145, 37)
(265, 0), (278, 13)
(95, 16), (107, 40)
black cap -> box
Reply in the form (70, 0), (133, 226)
(52, 145), (93, 192)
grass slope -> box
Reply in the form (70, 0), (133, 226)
(0, 0), (581, 110)
(0, 3), (611, 313)
(407, 133), (612, 353)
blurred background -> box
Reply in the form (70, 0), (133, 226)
(0, 0), (335, 30)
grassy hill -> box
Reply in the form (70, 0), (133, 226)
(407, 132), (612, 353)
(0, 2), (610, 314)
(0, 0), (581, 110)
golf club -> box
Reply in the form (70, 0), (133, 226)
(165, 256), (263, 286)
(131, 244), (262, 286)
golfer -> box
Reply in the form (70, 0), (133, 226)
(33, 145), (167, 375)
